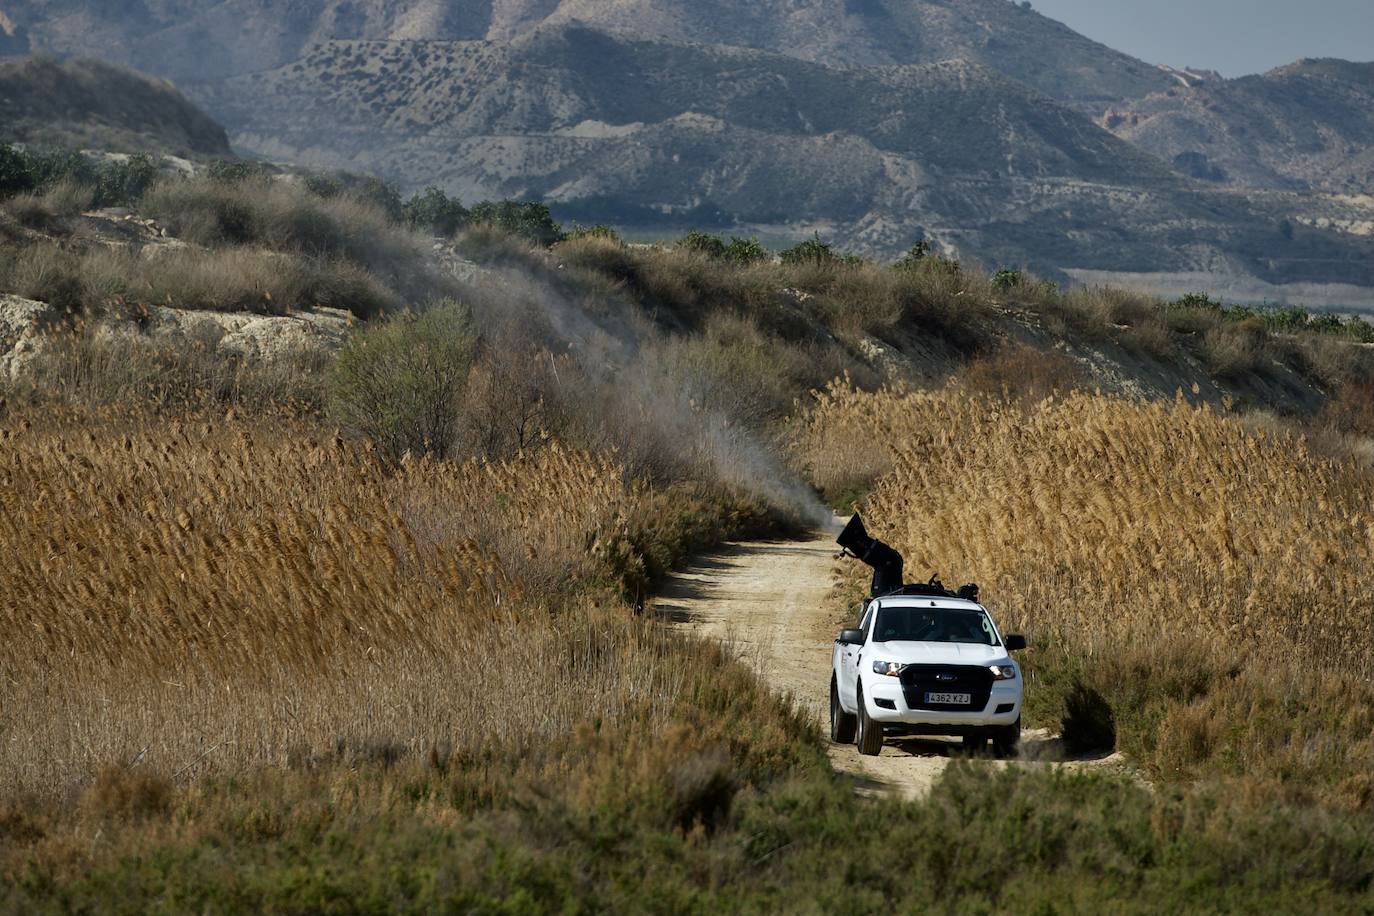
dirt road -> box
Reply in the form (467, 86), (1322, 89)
(656, 532), (1116, 797)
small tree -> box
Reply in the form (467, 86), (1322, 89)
(895, 239), (930, 270)
(329, 299), (478, 461)
(677, 230), (727, 259)
(722, 237), (769, 265)
(404, 186), (469, 237)
(205, 159), (264, 183)
(992, 268), (1025, 292)
(567, 221), (621, 243)
(357, 177), (405, 222)
(1172, 292), (1222, 312)
(0, 144), (37, 199)
(93, 154), (159, 207)
(780, 233), (838, 266)
(469, 200), (565, 246)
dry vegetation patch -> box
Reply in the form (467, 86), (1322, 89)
(794, 381), (1374, 798)
(0, 409), (680, 797)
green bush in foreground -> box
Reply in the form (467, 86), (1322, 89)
(329, 299), (478, 460)
(8, 760), (1373, 913)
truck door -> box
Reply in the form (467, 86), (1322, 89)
(840, 602), (874, 710)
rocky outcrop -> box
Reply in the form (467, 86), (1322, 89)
(0, 295), (58, 382)
(0, 297), (352, 384)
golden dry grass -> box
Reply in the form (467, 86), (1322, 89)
(0, 408), (677, 798)
(793, 380), (1374, 669)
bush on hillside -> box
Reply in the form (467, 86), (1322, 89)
(779, 234), (839, 267)
(403, 186), (469, 237)
(469, 200), (564, 246)
(567, 222), (621, 244)
(0, 144), (35, 198)
(991, 268), (1024, 292)
(676, 231), (727, 259)
(92, 154), (158, 207)
(722, 236), (769, 265)
(894, 239), (930, 269)
(205, 159), (265, 183)
(329, 299), (479, 460)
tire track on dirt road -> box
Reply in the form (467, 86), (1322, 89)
(655, 532), (1122, 797)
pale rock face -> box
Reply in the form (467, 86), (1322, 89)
(0, 295), (58, 383)
(0, 296), (353, 385)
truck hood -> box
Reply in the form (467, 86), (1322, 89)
(869, 641), (1009, 666)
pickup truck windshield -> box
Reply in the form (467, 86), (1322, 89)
(873, 607), (998, 646)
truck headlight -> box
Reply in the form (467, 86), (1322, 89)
(872, 660), (904, 677)
(990, 664), (1017, 680)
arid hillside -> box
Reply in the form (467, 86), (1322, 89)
(186, 25), (1374, 287)
(0, 0), (1174, 102)
(1103, 59), (1374, 195)
(0, 56), (230, 157)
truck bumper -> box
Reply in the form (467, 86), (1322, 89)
(862, 679), (1021, 728)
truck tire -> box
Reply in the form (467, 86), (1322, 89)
(992, 717), (1021, 759)
(855, 683), (884, 756)
(830, 676), (857, 744)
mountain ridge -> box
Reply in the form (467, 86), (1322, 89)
(0, 0), (1175, 103)
(1103, 58), (1374, 195)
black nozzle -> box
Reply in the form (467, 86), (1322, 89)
(837, 513), (873, 555)
(837, 514), (905, 598)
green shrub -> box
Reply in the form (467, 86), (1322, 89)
(676, 231), (727, 259)
(1258, 306), (1311, 332)
(329, 299), (479, 460)
(0, 144), (36, 198)
(567, 222), (621, 244)
(991, 268), (1024, 292)
(205, 159), (265, 183)
(93, 154), (158, 207)
(469, 200), (564, 246)
(304, 174), (343, 199)
(1173, 292), (1222, 311)
(403, 187), (469, 237)
(894, 239), (930, 270)
(1346, 316), (1374, 343)
(779, 234), (838, 266)
(356, 177), (405, 222)
(1308, 312), (1345, 335)
(722, 236), (769, 265)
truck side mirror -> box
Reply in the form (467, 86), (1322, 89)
(838, 628), (865, 646)
(1005, 634), (1027, 651)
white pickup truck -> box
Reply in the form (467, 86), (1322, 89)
(829, 594), (1027, 757)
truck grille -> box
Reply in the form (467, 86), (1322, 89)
(899, 664), (993, 711)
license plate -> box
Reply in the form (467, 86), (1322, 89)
(926, 692), (972, 705)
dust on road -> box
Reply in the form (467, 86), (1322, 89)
(655, 532), (1122, 797)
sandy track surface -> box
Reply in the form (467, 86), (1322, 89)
(656, 532), (1122, 797)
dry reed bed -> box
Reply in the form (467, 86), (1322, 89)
(793, 381), (1374, 670)
(0, 412), (674, 797)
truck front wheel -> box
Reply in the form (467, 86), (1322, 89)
(855, 683), (884, 756)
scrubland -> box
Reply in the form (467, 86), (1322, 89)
(3, 164), (1374, 909)
(795, 381), (1374, 804)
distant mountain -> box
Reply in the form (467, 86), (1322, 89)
(0, 56), (230, 156)
(1102, 59), (1374, 195)
(197, 26), (1374, 289)
(0, 0), (1174, 103)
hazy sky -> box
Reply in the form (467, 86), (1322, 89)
(1028, 0), (1374, 77)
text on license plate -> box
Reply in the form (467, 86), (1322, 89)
(926, 692), (972, 705)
